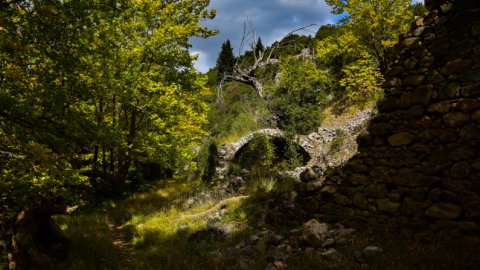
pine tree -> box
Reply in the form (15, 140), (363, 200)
(256, 37), (265, 53)
(216, 40), (236, 82)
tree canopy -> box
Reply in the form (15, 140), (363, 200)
(0, 0), (216, 214)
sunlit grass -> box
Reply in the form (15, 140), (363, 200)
(55, 178), (270, 270)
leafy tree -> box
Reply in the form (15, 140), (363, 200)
(317, 0), (413, 102)
(0, 0), (216, 265)
(267, 58), (331, 134)
(410, 2), (427, 17)
(315, 24), (338, 41)
(216, 39), (236, 83)
(323, 0), (412, 71)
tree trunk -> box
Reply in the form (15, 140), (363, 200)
(8, 197), (69, 270)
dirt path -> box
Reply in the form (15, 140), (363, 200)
(107, 217), (135, 270)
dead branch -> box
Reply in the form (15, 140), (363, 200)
(217, 21), (318, 102)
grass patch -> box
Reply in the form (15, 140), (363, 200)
(54, 178), (270, 270)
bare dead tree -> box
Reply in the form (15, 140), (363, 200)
(217, 19), (317, 102)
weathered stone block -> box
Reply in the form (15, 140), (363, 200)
(377, 98), (399, 112)
(472, 110), (480, 122)
(402, 197), (430, 217)
(334, 194), (351, 206)
(404, 75), (425, 86)
(407, 105), (425, 118)
(450, 161), (471, 178)
(428, 101), (453, 114)
(412, 85), (433, 104)
(399, 92), (413, 107)
(443, 112), (471, 127)
(369, 167), (390, 181)
(400, 37), (420, 50)
(440, 59), (473, 75)
(425, 203), (462, 219)
(385, 66), (404, 76)
(388, 132), (415, 146)
(455, 99), (480, 112)
(439, 83), (460, 98)
(353, 194), (369, 210)
(349, 174), (370, 185)
(390, 168), (424, 187)
(460, 83), (480, 97)
(382, 77), (402, 87)
(377, 199), (400, 213)
(462, 196), (480, 218)
(366, 183), (389, 199)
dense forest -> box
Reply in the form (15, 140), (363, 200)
(1, 0), (479, 269)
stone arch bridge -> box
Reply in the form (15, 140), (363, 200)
(214, 110), (373, 179)
(215, 129), (315, 178)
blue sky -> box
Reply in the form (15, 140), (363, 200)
(190, 0), (339, 73)
(190, 0), (424, 73)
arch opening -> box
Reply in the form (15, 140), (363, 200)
(229, 135), (310, 175)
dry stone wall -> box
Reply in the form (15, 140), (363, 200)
(308, 0), (480, 237)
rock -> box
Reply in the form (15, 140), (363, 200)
(300, 167), (317, 182)
(400, 37), (420, 49)
(353, 194), (369, 210)
(388, 132), (415, 146)
(412, 85), (433, 104)
(306, 179), (325, 191)
(390, 168), (425, 187)
(440, 59), (473, 75)
(362, 246), (384, 261)
(404, 75), (425, 86)
(439, 83), (460, 98)
(377, 199), (400, 213)
(365, 183), (389, 199)
(462, 196), (480, 218)
(456, 99), (480, 112)
(461, 83), (480, 97)
(425, 203), (462, 219)
(228, 176), (245, 191)
(402, 197), (430, 217)
(302, 219), (329, 247)
(472, 110), (480, 122)
(428, 101), (453, 114)
(273, 261), (287, 269)
(320, 248), (342, 262)
(443, 112), (470, 127)
(350, 174), (370, 185)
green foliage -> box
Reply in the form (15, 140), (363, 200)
(270, 34), (315, 60)
(340, 56), (384, 102)
(215, 39), (236, 82)
(267, 58), (331, 134)
(324, 0), (413, 69)
(315, 24), (339, 41)
(410, 2), (427, 17)
(207, 82), (271, 143)
(0, 0), (216, 212)
(237, 133), (275, 171)
(329, 129), (347, 155)
(255, 37), (265, 54)
(317, 0), (414, 104)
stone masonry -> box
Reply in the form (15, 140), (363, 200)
(305, 0), (480, 237)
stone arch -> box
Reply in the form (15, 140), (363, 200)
(215, 129), (314, 179)
(231, 135), (311, 169)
